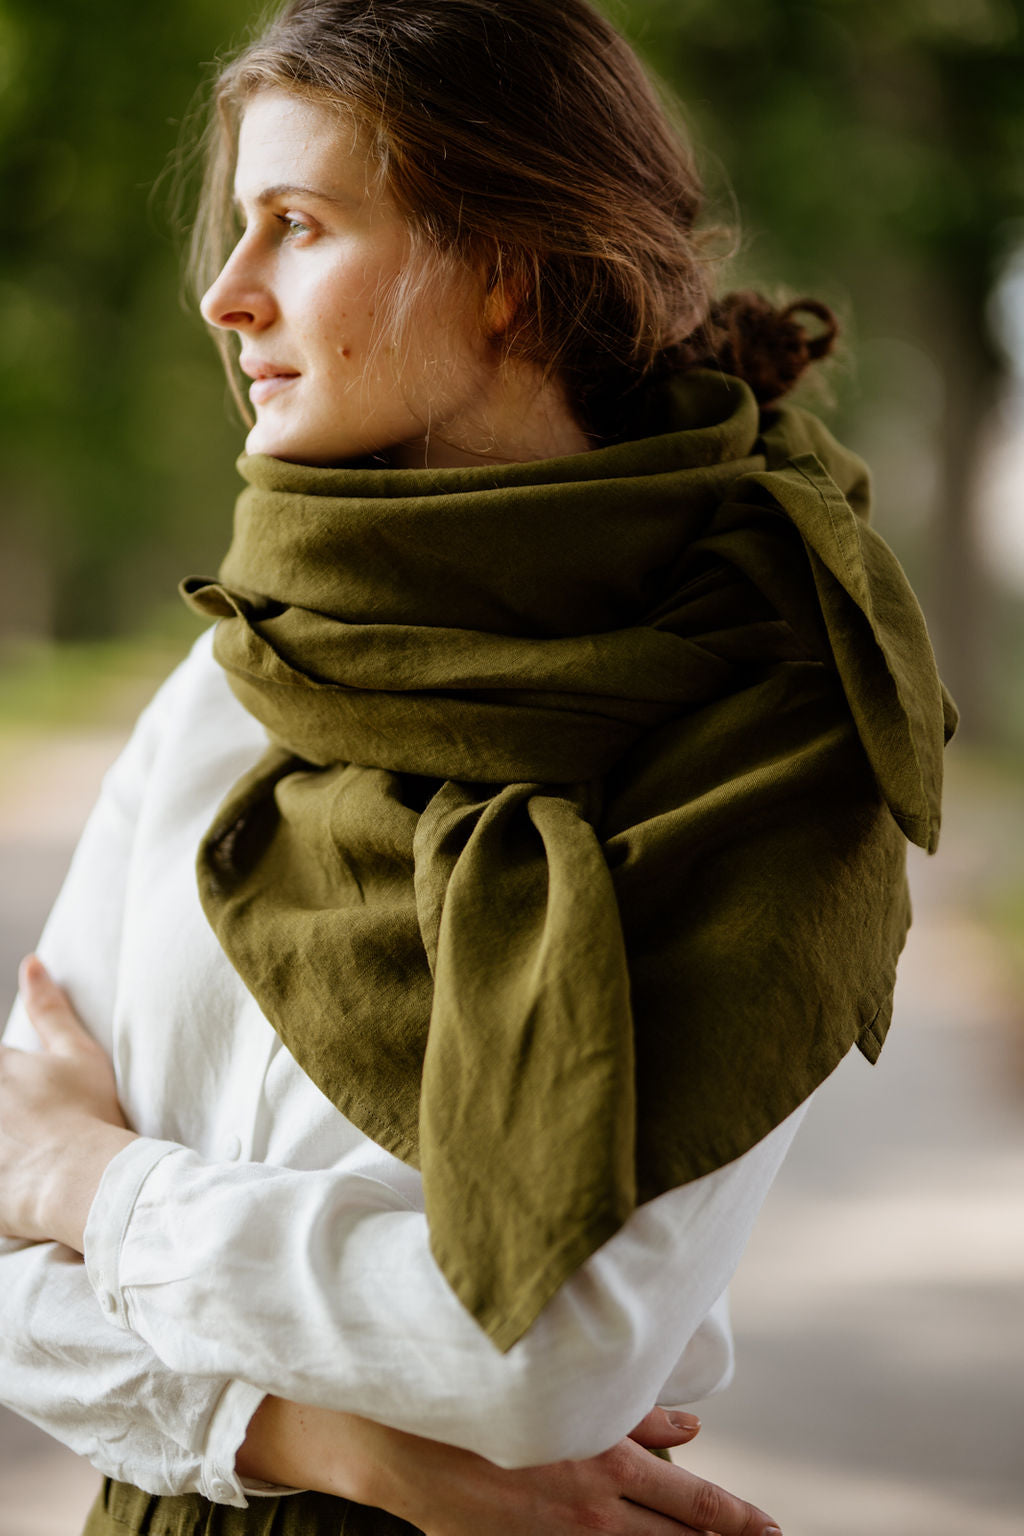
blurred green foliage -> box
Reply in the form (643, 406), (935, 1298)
(1, 0), (1023, 744)
(615, 0), (1024, 736)
(0, 0), (254, 640)
(0, 607), (203, 733)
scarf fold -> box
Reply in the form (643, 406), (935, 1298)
(181, 369), (956, 1349)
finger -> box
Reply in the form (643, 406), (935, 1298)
(631, 1452), (780, 1536)
(630, 1407), (701, 1448)
(617, 1502), (708, 1535)
(18, 956), (93, 1057)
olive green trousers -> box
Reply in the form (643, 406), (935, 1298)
(82, 1480), (423, 1535)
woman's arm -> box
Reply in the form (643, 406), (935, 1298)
(236, 1398), (783, 1536)
(80, 1123), (802, 1468)
(1, 960), (805, 1469)
(0, 1235), (268, 1505)
(0, 648), (281, 1507)
(2, 983), (783, 1532)
(0, 1006), (781, 1536)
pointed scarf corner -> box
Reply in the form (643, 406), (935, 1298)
(728, 449), (955, 854)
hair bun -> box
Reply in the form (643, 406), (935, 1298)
(696, 291), (839, 404)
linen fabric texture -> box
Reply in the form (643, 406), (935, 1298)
(182, 368), (957, 1352)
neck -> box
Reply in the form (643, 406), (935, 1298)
(389, 360), (594, 470)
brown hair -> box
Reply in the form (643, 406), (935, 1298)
(191, 0), (837, 433)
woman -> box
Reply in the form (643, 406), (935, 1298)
(0, 1), (956, 1533)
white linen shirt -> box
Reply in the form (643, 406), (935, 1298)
(0, 628), (807, 1508)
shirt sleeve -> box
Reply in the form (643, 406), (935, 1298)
(0, 1235), (264, 1506)
(82, 1101), (807, 1470)
(0, 647), (278, 1508)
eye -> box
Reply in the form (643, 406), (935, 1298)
(277, 212), (314, 240)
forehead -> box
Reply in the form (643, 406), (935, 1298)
(233, 89), (378, 205)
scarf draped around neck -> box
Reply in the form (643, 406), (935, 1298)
(181, 369), (957, 1350)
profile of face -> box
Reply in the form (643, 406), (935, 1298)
(200, 90), (500, 467)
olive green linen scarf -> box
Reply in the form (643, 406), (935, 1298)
(182, 368), (957, 1351)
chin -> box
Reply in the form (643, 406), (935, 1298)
(245, 426), (305, 463)
(244, 423), (355, 467)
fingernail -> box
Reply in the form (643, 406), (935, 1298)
(666, 1412), (700, 1429)
(19, 955), (42, 986)
(763, 1526), (782, 1535)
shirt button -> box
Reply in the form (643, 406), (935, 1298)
(97, 1290), (117, 1315)
(221, 1135), (242, 1161)
(210, 1478), (234, 1501)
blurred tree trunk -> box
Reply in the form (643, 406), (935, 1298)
(927, 283), (1001, 742)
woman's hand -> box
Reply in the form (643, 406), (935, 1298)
(382, 1423), (781, 1536)
(238, 1396), (781, 1535)
(0, 956), (136, 1248)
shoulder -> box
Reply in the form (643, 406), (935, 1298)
(104, 627), (268, 818)
(140, 625), (252, 737)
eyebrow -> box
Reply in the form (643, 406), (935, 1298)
(232, 183), (355, 212)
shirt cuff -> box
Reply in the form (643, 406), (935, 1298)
(84, 1137), (185, 1332)
(203, 1380), (306, 1505)
(83, 1140), (307, 1507)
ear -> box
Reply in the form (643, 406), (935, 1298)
(481, 252), (522, 339)
(483, 282), (517, 337)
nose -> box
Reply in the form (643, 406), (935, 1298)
(200, 236), (276, 332)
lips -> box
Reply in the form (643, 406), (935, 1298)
(240, 356), (301, 406)
(249, 374), (300, 405)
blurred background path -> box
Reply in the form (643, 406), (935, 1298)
(674, 747), (1024, 1536)
(0, 727), (1021, 1535)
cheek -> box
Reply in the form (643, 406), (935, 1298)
(313, 289), (379, 368)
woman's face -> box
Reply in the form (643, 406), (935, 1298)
(201, 90), (491, 466)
